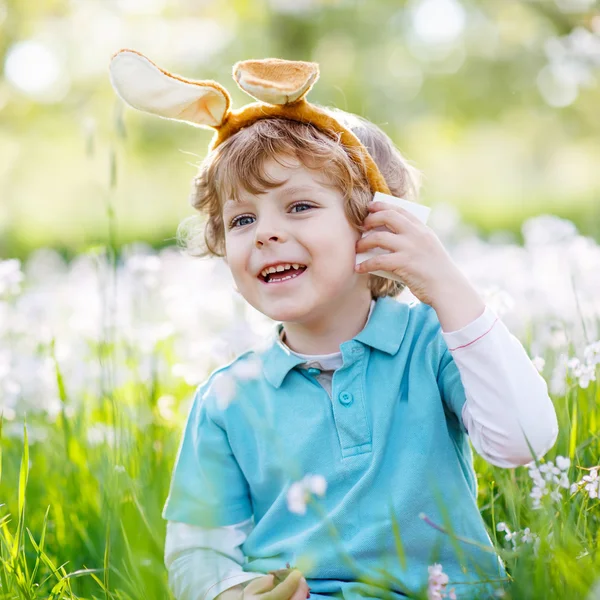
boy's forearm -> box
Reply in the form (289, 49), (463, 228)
(215, 584), (244, 600)
(430, 271), (486, 333)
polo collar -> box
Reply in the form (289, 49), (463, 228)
(259, 296), (412, 388)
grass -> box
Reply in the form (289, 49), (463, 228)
(0, 334), (598, 598)
(1, 116), (599, 600)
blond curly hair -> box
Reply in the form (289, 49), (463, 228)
(177, 107), (421, 298)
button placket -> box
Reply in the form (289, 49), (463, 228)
(330, 343), (372, 457)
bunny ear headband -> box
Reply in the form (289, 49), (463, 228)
(108, 49), (391, 196)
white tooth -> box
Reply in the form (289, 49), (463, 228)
(292, 264), (299, 269)
(276, 265), (285, 272)
(268, 267), (277, 274)
(261, 269), (268, 277)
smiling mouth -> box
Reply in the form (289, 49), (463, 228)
(259, 265), (308, 284)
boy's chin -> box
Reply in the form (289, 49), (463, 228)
(257, 301), (312, 323)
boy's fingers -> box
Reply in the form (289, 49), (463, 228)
(356, 231), (402, 254)
(364, 209), (407, 234)
(246, 574), (276, 594)
(262, 569), (304, 600)
(289, 576), (310, 600)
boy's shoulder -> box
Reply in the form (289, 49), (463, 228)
(195, 348), (265, 405)
(390, 297), (442, 331)
(388, 298), (446, 350)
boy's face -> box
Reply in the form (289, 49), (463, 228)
(222, 155), (369, 324)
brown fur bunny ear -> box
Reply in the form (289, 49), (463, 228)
(109, 49), (231, 128)
(233, 59), (319, 105)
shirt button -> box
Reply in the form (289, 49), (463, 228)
(307, 367), (321, 376)
(338, 391), (354, 406)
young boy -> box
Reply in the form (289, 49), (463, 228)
(108, 52), (559, 600)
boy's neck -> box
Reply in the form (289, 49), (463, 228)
(281, 291), (373, 355)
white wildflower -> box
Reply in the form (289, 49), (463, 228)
(286, 474), (328, 515)
(520, 527), (533, 543)
(0, 259), (24, 296)
(305, 474), (327, 496)
(531, 356), (546, 373)
(526, 456), (572, 509)
(213, 372), (237, 410)
(231, 356), (263, 380)
(427, 563), (456, 599)
(157, 395), (176, 421)
(567, 466), (600, 501)
(87, 424), (116, 447)
(582, 468), (599, 499)
(496, 521), (540, 553)
(583, 341), (600, 366)
(567, 354), (598, 389)
(211, 356), (263, 410)
(549, 353), (569, 396)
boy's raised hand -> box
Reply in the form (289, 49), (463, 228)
(354, 200), (462, 308)
(243, 570), (309, 600)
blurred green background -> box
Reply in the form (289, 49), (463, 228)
(1, 0), (599, 261)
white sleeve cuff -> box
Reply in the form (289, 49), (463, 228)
(441, 305), (499, 350)
(203, 573), (265, 600)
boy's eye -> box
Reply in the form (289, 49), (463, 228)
(230, 214), (254, 228)
(290, 202), (313, 213)
(228, 203), (314, 229)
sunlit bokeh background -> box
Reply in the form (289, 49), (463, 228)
(1, 0), (599, 260)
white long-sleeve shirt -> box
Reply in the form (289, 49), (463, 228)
(165, 303), (559, 600)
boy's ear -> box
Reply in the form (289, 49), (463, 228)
(109, 49), (231, 128)
(233, 59), (319, 105)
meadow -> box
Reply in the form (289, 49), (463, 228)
(0, 202), (598, 599)
(1, 1), (600, 598)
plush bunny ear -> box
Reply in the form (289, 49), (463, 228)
(109, 49), (231, 128)
(233, 59), (319, 105)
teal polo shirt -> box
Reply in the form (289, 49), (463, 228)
(163, 296), (506, 599)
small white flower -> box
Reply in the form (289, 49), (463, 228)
(531, 356), (545, 372)
(427, 563), (454, 599)
(520, 528), (533, 543)
(286, 481), (309, 515)
(556, 455), (570, 471)
(558, 473), (570, 489)
(0, 259), (24, 296)
(569, 466), (600, 500)
(213, 373), (237, 409)
(583, 340), (600, 366)
(530, 486), (544, 500)
(304, 474), (327, 496)
(231, 356), (263, 380)
(286, 473), (328, 515)
(157, 395), (176, 421)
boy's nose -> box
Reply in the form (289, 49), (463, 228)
(255, 229), (286, 247)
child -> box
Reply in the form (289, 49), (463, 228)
(109, 52), (559, 600)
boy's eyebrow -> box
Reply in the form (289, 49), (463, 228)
(222, 183), (323, 212)
(275, 184), (322, 198)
